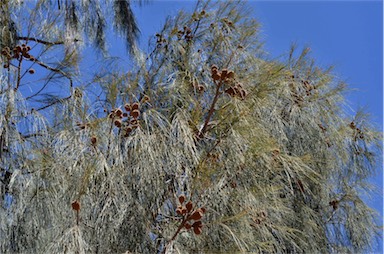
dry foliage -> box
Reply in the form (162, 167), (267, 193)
(0, 1), (381, 253)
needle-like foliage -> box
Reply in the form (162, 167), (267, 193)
(0, 1), (381, 253)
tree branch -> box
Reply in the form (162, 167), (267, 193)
(198, 80), (223, 138)
(17, 36), (64, 46)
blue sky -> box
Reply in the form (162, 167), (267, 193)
(130, 0), (383, 251)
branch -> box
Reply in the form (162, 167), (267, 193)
(198, 80), (223, 138)
(35, 95), (72, 111)
(17, 36), (64, 46)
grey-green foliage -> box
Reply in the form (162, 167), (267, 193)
(0, 1), (382, 253)
(0, 0), (139, 54)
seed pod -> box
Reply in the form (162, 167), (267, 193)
(192, 220), (202, 228)
(193, 226), (202, 235)
(232, 86), (240, 95)
(91, 136), (97, 145)
(181, 208), (188, 215)
(142, 95), (150, 102)
(227, 70), (235, 79)
(200, 10), (206, 15)
(189, 210), (202, 220)
(71, 200), (80, 211)
(131, 124), (139, 129)
(124, 127), (133, 137)
(225, 87), (235, 97)
(185, 27), (192, 34)
(28, 69), (35, 74)
(115, 108), (123, 117)
(108, 112), (114, 119)
(26, 45), (31, 51)
(3, 64), (9, 68)
(197, 85), (205, 92)
(349, 122), (356, 129)
(123, 105), (131, 113)
(131, 102), (140, 110)
(329, 200), (339, 210)
(200, 207), (206, 213)
(186, 201), (193, 212)
(178, 195), (185, 204)
(240, 89), (247, 100)
(130, 109), (140, 119)
(184, 222), (192, 229)
(221, 69), (228, 80)
(212, 72), (221, 81)
(114, 119), (122, 128)
(211, 64), (218, 72)
(123, 112), (128, 117)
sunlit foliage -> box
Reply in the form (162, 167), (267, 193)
(0, 1), (381, 253)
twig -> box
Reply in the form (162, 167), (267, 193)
(198, 80), (223, 138)
(15, 56), (23, 90)
(17, 36), (64, 46)
(162, 217), (188, 254)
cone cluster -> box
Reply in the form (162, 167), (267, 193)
(224, 82), (248, 100)
(176, 195), (205, 235)
(177, 26), (193, 42)
(71, 200), (80, 211)
(211, 65), (235, 83)
(2, 44), (36, 72)
(354, 127), (364, 141)
(109, 98), (149, 137)
(301, 80), (314, 96)
(251, 210), (268, 226)
(155, 33), (166, 47)
(2, 44), (34, 61)
(329, 200), (339, 210)
(192, 81), (205, 93)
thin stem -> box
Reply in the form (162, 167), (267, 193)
(162, 217), (188, 254)
(15, 56), (23, 90)
(17, 36), (64, 46)
(198, 80), (223, 138)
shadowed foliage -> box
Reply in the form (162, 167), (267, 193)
(0, 1), (382, 253)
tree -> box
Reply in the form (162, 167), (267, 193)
(0, 1), (381, 253)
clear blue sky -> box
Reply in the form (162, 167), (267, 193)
(130, 0), (383, 252)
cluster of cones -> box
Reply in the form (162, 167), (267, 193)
(177, 26), (193, 42)
(224, 82), (248, 100)
(349, 121), (364, 141)
(210, 64), (248, 100)
(176, 195), (205, 235)
(108, 96), (149, 137)
(289, 75), (317, 107)
(251, 210), (268, 226)
(1, 44), (35, 73)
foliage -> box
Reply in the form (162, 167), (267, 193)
(0, 1), (381, 253)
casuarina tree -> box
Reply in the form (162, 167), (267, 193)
(0, 1), (381, 253)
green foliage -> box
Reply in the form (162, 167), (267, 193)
(0, 1), (381, 253)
